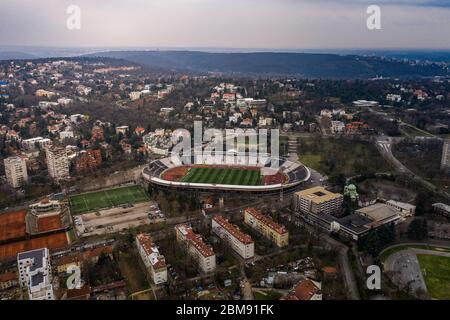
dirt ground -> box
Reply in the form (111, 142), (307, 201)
(76, 202), (152, 237)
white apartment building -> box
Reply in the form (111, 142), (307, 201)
(441, 139), (450, 171)
(17, 248), (55, 300)
(175, 224), (216, 273)
(331, 121), (345, 134)
(4, 156), (28, 188)
(386, 200), (416, 218)
(212, 215), (254, 260)
(59, 130), (74, 140)
(136, 233), (167, 285)
(22, 137), (52, 150)
(45, 146), (70, 181)
(386, 94), (402, 102)
(129, 91), (142, 101)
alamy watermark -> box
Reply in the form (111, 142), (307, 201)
(366, 265), (381, 290)
(170, 121), (280, 169)
(66, 5), (81, 30)
(367, 5), (381, 30)
(66, 265), (82, 290)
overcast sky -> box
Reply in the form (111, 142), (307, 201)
(0, 0), (449, 49)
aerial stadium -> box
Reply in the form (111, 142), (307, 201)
(142, 152), (310, 194)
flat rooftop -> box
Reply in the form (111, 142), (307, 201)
(356, 203), (400, 224)
(295, 187), (342, 204)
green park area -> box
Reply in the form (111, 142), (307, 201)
(417, 254), (450, 300)
(298, 137), (391, 177)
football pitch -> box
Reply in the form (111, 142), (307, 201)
(180, 167), (262, 186)
(69, 185), (149, 215)
(417, 254), (450, 300)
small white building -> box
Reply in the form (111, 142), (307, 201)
(331, 121), (345, 134)
(115, 126), (129, 135)
(136, 234), (167, 285)
(129, 91), (142, 101)
(386, 94), (402, 103)
(386, 200), (416, 217)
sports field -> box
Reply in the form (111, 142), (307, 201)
(70, 185), (149, 215)
(418, 254), (450, 300)
(180, 167), (262, 186)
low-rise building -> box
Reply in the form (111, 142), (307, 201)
(244, 208), (288, 247)
(211, 215), (254, 259)
(175, 224), (216, 273)
(0, 272), (18, 290)
(355, 203), (401, 225)
(386, 200), (416, 217)
(116, 126), (129, 135)
(136, 233), (167, 285)
(331, 121), (345, 134)
(433, 203), (450, 218)
(129, 91), (142, 101)
(280, 279), (322, 300)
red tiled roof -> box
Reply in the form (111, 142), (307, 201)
(281, 280), (321, 300)
(176, 224), (214, 258)
(212, 215), (253, 245)
(244, 208), (287, 235)
(136, 233), (166, 270)
(0, 272), (17, 283)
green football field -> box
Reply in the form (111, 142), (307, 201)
(69, 185), (149, 215)
(180, 167), (262, 186)
(417, 254), (450, 300)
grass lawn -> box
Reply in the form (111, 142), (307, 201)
(181, 167), (262, 186)
(69, 185), (149, 214)
(380, 245), (450, 262)
(117, 251), (150, 295)
(400, 123), (434, 138)
(253, 290), (283, 300)
(417, 254), (450, 300)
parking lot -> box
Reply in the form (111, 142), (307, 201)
(74, 202), (165, 237)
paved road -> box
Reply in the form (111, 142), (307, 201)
(287, 209), (360, 300)
(384, 249), (427, 296)
(375, 136), (450, 200)
(384, 247), (450, 298)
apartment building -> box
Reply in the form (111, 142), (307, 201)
(17, 248), (54, 300)
(294, 187), (343, 215)
(136, 233), (167, 285)
(441, 139), (450, 171)
(175, 224), (216, 273)
(243, 208), (289, 248)
(4, 156), (28, 188)
(211, 215), (254, 260)
(45, 145), (70, 181)
(433, 203), (450, 218)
